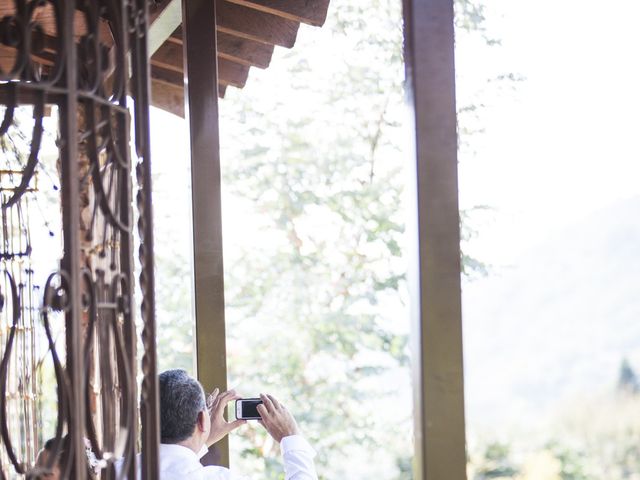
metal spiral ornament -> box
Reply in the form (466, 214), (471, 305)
(0, 0), (160, 478)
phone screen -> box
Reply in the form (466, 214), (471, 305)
(238, 398), (263, 419)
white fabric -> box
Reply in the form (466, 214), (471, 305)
(116, 436), (317, 480)
(280, 436), (319, 480)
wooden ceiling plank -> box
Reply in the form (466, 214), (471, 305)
(43, 34), (59, 53)
(224, 0), (330, 27)
(166, 2), (299, 48)
(151, 60), (249, 90)
(208, 31), (275, 68)
(217, 58), (250, 88)
(216, 1), (299, 48)
(171, 0), (300, 48)
(158, 31), (274, 69)
(151, 78), (185, 117)
(148, 0), (182, 55)
(166, 35), (181, 46)
(151, 78), (227, 119)
(1, 3), (114, 45)
(150, 42), (183, 73)
(217, 32), (274, 68)
(150, 65), (183, 88)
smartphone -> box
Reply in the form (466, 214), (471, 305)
(235, 398), (263, 420)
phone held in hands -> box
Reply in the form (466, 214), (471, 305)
(235, 398), (263, 420)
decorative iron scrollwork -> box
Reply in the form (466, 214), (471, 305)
(0, 0), (159, 478)
(0, 1), (64, 84)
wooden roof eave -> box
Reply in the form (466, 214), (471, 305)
(148, 0), (331, 117)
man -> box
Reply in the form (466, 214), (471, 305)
(34, 438), (62, 479)
(34, 436), (100, 479)
(154, 369), (317, 479)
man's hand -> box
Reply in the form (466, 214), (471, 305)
(256, 394), (300, 443)
(206, 388), (246, 447)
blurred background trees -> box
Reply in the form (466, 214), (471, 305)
(149, 0), (499, 477)
(150, 0), (640, 478)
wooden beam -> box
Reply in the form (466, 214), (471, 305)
(167, 31), (274, 69)
(0, 46), (17, 72)
(216, 58), (249, 88)
(182, 0), (230, 468)
(153, 34), (272, 71)
(19, 4), (114, 44)
(403, 0), (467, 479)
(151, 65), (231, 94)
(0, 83), (64, 105)
(216, 1), (299, 48)
(225, 0), (330, 27)
(151, 78), (226, 118)
(148, 0), (182, 55)
(151, 79), (185, 117)
(151, 57), (249, 89)
(217, 32), (274, 68)
(150, 65), (182, 86)
(150, 44), (183, 73)
(169, 2), (299, 47)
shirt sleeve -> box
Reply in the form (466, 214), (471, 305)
(280, 436), (318, 480)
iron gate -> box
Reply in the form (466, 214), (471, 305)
(0, 0), (160, 478)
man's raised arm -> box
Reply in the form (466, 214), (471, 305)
(257, 394), (318, 480)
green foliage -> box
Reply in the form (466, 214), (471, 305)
(455, 0), (486, 30)
(454, 0), (500, 45)
(545, 442), (589, 480)
(471, 442), (519, 479)
(468, 371), (640, 480)
(460, 206), (492, 278)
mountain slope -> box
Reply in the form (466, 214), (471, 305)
(463, 196), (640, 431)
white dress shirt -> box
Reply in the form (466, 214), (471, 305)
(117, 436), (317, 480)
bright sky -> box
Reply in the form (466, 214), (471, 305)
(457, 0), (640, 266)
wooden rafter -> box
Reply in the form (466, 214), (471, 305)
(0, 3), (114, 44)
(148, 0), (182, 55)
(150, 79), (226, 118)
(146, 0), (331, 114)
(160, 32), (273, 69)
(151, 56), (249, 89)
(171, 2), (300, 49)
(215, 2), (299, 48)
(225, 0), (330, 27)
(0, 0), (331, 114)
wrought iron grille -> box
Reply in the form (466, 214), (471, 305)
(0, 0), (159, 478)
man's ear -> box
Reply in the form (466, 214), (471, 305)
(196, 410), (207, 432)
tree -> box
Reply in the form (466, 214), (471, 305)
(219, 2), (410, 477)
(469, 442), (519, 479)
(616, 358), (639, 394)
(216, 0), (495, 478)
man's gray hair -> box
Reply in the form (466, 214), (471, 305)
(159, 369), (206, 443)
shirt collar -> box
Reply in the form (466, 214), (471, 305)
(159, 443), (207, 460)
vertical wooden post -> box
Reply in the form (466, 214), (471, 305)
(402, 0), (467, 479)
(182, 0), (230, 467)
